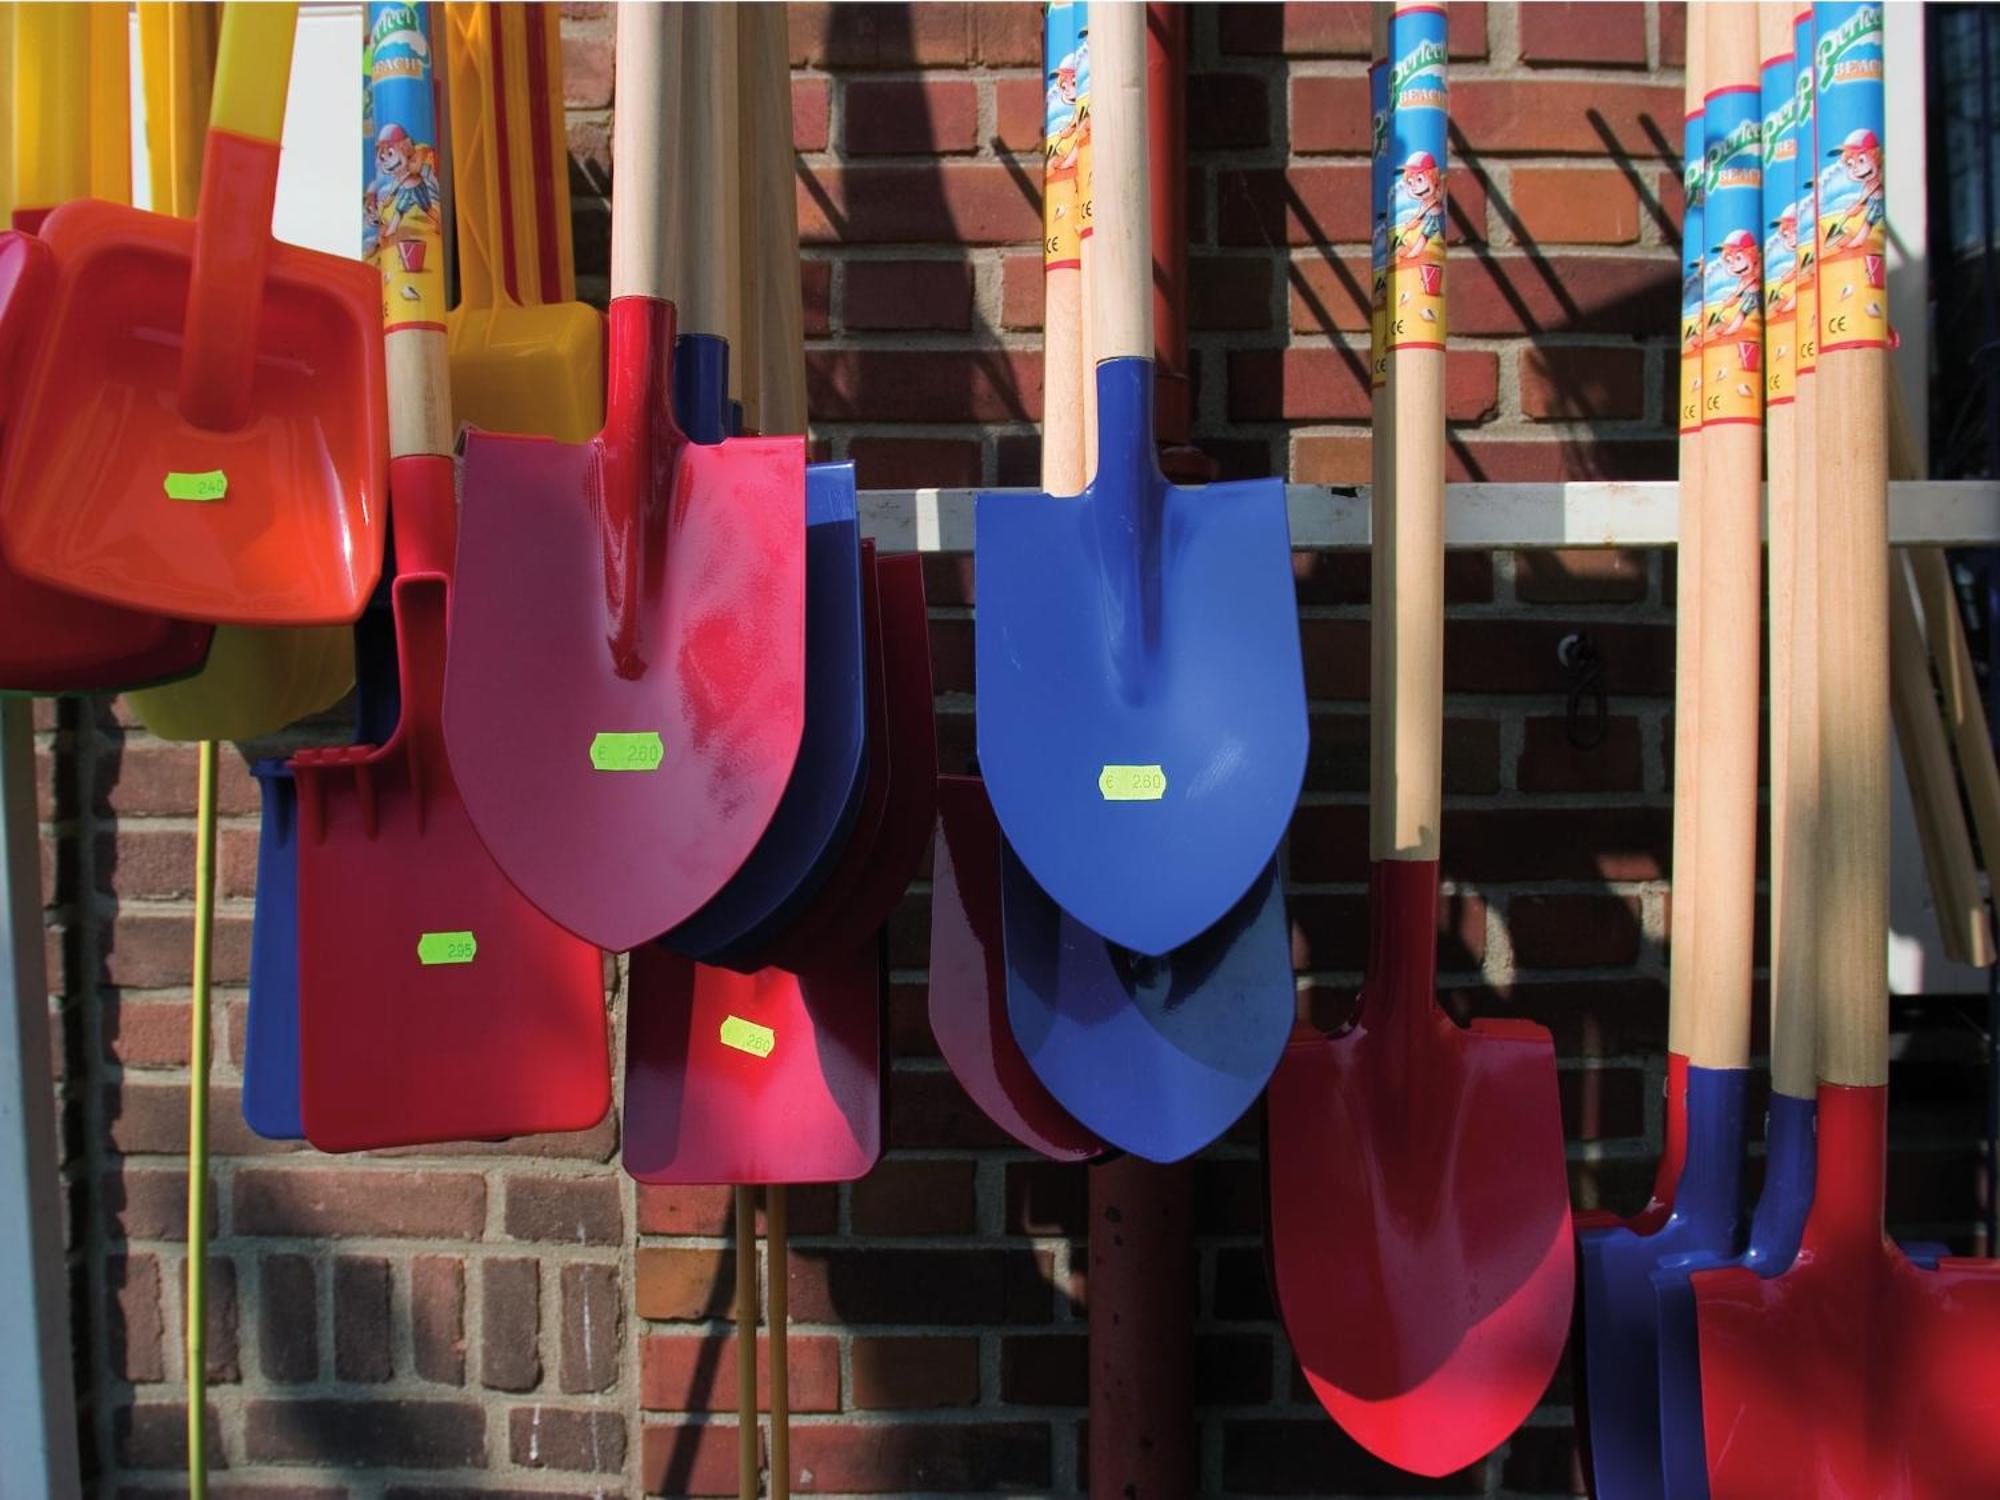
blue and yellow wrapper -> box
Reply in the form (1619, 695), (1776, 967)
(1811, 1), (1886, 353)
(366, 1), (445, 331)
(1385, 4), (1446, 351)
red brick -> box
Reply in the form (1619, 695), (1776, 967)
(1005, 1159), (1088, 1236)
(509, 1405), (627, 1474)
(1518, 714), (1645, 793)
(792, 77), (830, 153)
(796, 163), (1039, 244)
(334, 1257), (392, 1383)
(1189, 73), (1271, 150)
(113, 1402), (224, 1470)
(504, 1176), (623, 1246)
(560, 21), (612, 107)
(1454, 80), (1684, 156)
(1660, 2), (1688, 68)
(994, 76), (1043, 153)
(844, 260), (974, 331)
(107, 1083), (296, 1159)
(1000, 1333), (1086, 1405)
(1517, 549), (1652, 604)
(852, 1335), (980, 1409)
(1504, 1422), (1590, 1494)
(1562, 1067), (1652, 1143)
(848, 438), (982, 490)
(559, 1262), (621, 1394)
(1291, 888), (1487, 976)
(1224, 166), (1486, 248)
(788, 3), (969, 68)
(640, 1332), (841, 1412)
(1225, 1417), (1486, 1492)
(1520, 2), (1648, 67)
(1508, 166), (1642, 245)
(1291, 432), (1370, 486)
(102, 911), (252, 988)
(788, 1422), (1052, 1492)
(1196, 1333), (1276, 1405)
(973, 3), (1042, 65)
(243, 1399), (487, 1468)
(1520, 346), (1647, 421)
(412, 1255), (466, 1386)
(634, 1247), (735, 1321)
(800, 260), (832, 337)
(850, 1159), (977, 1235)
(1448, 437), (1675, 482)
(807, 350), (1039, 423)
(99, 738), (261, 817)
(103, 995), (193, 1068)
(785, 1247), (1054, 1325)
(111, 1254), (164, 1381)
(1219, 3), (1486, 59)
(845, 78), (978, 155)
(634, 1184), (835, 1238)
(233, 1168), (485, 1239)
(482, 1257), (542, 1393)
(259, 1254), (318, 1383)
(642, 1421), (753, 1496)
(1229, 348), (1497, 423)
(1191, 255), (1274, 332)
(1000, 252), (1043, 330)
(1288, 76), (1372, 155)
(1510, 894), (1645, 971)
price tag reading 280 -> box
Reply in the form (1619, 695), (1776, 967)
(1099, 764), (1167, 802)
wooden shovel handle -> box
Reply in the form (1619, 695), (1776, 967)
(374, 4), (452, 461)
(1685, 3), (1760, 1073)
(1086, 2), (1150, 366)
(1910, 547), (2000, 886)
(609, 2), (682, 304)
(677, 3), (741, 344)
(735, 1186), (758, 1500)
(1040, 1), (1086, 493)
(738, 2), (808, 436)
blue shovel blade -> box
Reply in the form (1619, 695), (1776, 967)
(662, 461), (866, 959)
(1000, 843), (1295, 1164)
(241, 590), (401, 1141)
(1578, 1064), (1748, 1500)
(1651, 1091), (1947, 1500)
(975, 357), (1308, 958)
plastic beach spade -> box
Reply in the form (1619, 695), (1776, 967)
(0, 11), (212, 695)
(929, 777), (1108, 1162)
(444, 1), (807, 954)
(0, 3), (387, 628)
(294, 6), (606, 1153)
(973, 13), (1305, 962)
(1265, 7), (1572, 1477)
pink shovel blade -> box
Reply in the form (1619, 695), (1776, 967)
(622, 939), (882, 1185)
(444, 297), (806, 952)
(1694, 1084), (2000, 1500)
(1265, 859), (1573, 1477)
(928, 776), (1106, 1162)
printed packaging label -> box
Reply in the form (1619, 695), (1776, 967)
(1043, 2), (1088, 271)
(1813, 2), (1887, 353)
(1680, 105), (1706, 434)
(1385, 6), (1446, 351)
(366, 2), (446, 331)
(1761, 49), (1799, 405)
(1794, 8), (1818, 376)
(1370, 58), (1389, 388)
(1701, 84), (1763, 426)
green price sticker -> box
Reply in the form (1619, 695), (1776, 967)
(163, 470), (228, 502)
(1098, 764), (1167, 802)
(417, 931), (478, 966)
(719, 1014), (775, 1059)
(590, 731), (665, 772)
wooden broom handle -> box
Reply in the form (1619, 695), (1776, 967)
(609, 2), (680, 303)
(1685, 3), (1760, 1072)
(678, 2), (741, 344)
(1086, 2), (1150, 366)
(1372, 2), (1446, 863)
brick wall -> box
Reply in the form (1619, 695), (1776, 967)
(36, 4), (1987, 1498)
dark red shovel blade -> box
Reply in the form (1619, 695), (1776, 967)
(622, 939), (883, 1184)
(1266, 859), (1573, 1477)
(928, 776), (1107, 1162)
(0, 230), (214, 694)
(1695, 1083), (2000, 1500)
(763, 553), (937, 971)
(444, 296), (806, 952)
(295, 459), (609, 1153)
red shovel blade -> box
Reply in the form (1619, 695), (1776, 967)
(1695, 1083), (2000, 1500)
(444, 296), (807, 952)
(295, 461), (609, 1153)
(763, 553), (937, 971)
(622, 939), (882, 1185)
(928, 776), (1107, 1162)
(1266, 859), (1573, 1477)
(0, 230), (214, 694)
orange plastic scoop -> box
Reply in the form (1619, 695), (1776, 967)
(0, 3), (387, 628)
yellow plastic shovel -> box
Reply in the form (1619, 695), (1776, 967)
(444, 1), (603, 442)
(123, 1), (354, 742)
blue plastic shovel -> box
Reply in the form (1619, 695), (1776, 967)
(1002, 849), (1293, 1164)
(973, 3), (1306, 961)
(241, 572), (402, 1140)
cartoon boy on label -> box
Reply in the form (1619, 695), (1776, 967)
(1819, 126), (1883, 254)
(1392, 149), (1445, 264)
(1765, 204), (1798, 317)
(371, 122), (442, 272)
(1707, 227), (1762, 339)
